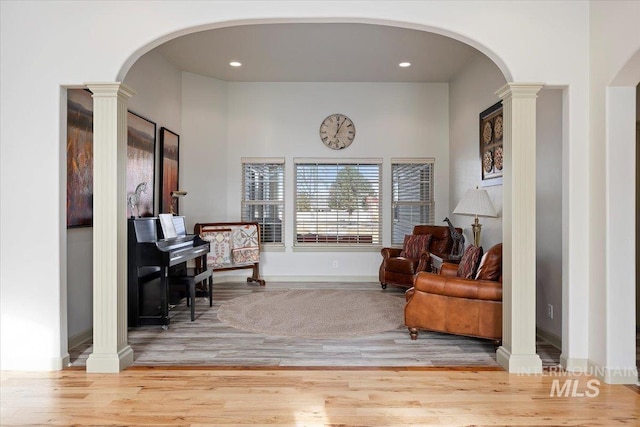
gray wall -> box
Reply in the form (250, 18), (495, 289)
(536, 89), (564, 340)
(636, 83), (639, 327)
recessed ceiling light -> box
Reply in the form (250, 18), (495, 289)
(229, 61), (242, 67)
(399, 62), (411, 68)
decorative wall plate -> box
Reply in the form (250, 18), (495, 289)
(479, 101), (503, 185)
(483, 121), (493, 144)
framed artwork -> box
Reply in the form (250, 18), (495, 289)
(479, 101), (503, 186)
(127, 111), (156, 218)
(159, 127), (180, 214)
(67, 88), (94, 228)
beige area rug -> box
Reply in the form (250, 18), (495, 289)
(217, 289), (406, 338)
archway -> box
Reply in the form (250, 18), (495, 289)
(84, 18), (545, 373)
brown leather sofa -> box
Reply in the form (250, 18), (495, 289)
(404, 243), (503, 342)
(379, 225), (461, 289)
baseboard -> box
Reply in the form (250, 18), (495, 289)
(560, 355), (589, 373)
(1, 353), (70, 371)
(212, 274), (379, 283)
(68, 328), (93, 350)
(86, 345), (134, 373)
(587, 359), (639, 385)
(265, 275), (379, 283)
(536, 327), (561, 350)
(496, 346), (543, 374)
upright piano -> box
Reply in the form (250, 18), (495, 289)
(127, 217), (210, 326)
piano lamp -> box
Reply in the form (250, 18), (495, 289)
(453, 186), (497, 247)
(170, 191), (187, 215)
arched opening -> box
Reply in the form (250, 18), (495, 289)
(65, 18), (552, 372)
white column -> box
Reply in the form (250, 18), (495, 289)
(496, 83), (544, 374)
(601, 86), (638, 383)
(85, 83), (135, 373)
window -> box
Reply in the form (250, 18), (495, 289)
(295, 159), (381, 246)
(391, 159), (435, 245)
(241, 158), (284, 244)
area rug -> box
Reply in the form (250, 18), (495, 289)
(217, 289), (405, 338)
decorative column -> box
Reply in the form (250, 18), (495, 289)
(496, 83), (544, 374)
(86, 83), (135, 373)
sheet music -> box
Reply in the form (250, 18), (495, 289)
(159, 213), (177, 239)
(172, 216), (186, 236)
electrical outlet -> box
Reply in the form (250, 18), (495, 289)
(547, 304), (554, 319)
(332, 260), (339, 268)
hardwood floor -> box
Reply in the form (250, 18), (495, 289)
(1, 368), (638, 426)
(68, 281), (561, 368)
(3, 282), (636, 426)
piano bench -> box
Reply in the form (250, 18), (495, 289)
(170, 267), (213, 321)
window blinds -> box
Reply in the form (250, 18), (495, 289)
(241, 159), (285, 244)
(391, 160), (435, 245)
(295, 160), (381, 245)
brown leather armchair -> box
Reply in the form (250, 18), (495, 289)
(404, 243), (503, 342)
(379, 225), (460, 289)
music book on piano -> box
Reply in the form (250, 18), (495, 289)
(159, 213), (177, 239)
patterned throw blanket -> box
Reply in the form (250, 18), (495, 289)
(199, 223), (260, 269)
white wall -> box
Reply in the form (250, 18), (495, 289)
(536, 89), (563, 340)
(3, 0), (637, 374)
(588, 0), (640, 381)
(182, 80), (449, 279)
(181, 72), (229, 226)
(449, 54), (506, 249)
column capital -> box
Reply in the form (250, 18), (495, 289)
(85, 82), (135, 100)
(496, 82), (544, 100)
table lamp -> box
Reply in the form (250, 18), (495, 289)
(453, 186), (497, 247)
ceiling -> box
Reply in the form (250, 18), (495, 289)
(155, 23), (482, 82)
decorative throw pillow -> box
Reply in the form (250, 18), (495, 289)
(457, 245), (484, 279)
(399, 234), (432, 258)
(475, 244), (502, 281)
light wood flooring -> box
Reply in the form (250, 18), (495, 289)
(69, 281), (561, 368)
(1, 368), (638, 426)
(5, 282), (637, 426)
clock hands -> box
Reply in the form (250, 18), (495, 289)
(334, 116), (346, 138)
(320, 114), (354, 150)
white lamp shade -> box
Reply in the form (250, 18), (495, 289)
(453, 188), (498, 218)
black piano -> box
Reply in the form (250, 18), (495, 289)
(127, 217), (210, 326)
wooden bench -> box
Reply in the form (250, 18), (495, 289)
(170, 266), (212, 321)
(194, 222), (265, 286)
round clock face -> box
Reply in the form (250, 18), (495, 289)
(320, 114), (355, 150)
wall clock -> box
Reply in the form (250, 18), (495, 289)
(319, 113), (355, 150)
